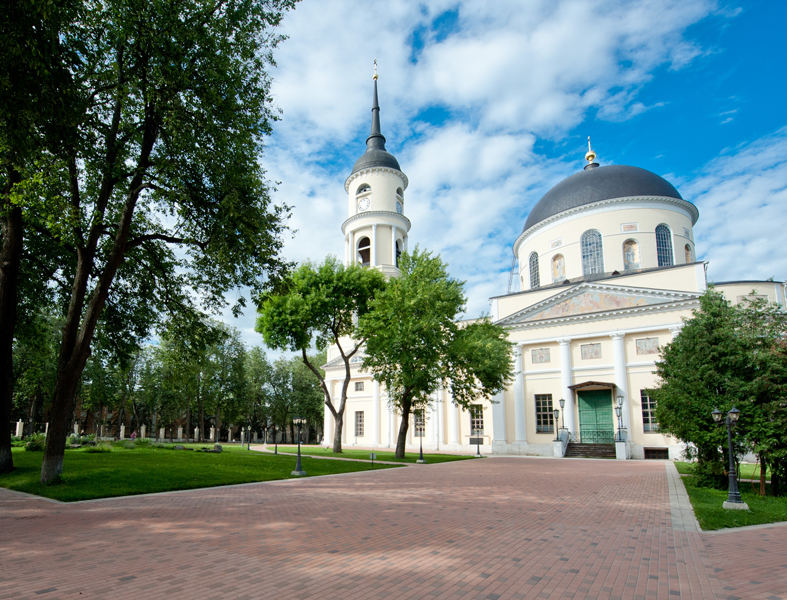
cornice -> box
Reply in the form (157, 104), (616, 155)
(345, 166), (409, 192)
(512, 195), (700, 256)
(504, 298), (700, 331)
(342, 211), (411, 235)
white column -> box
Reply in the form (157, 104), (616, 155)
(386, 402), (394, 447)
(436, 390), (444, 449)
(491, 390), (506, 443)
(372, 380), (381, 445)
(349, 230), (355, 265)
(120, 425), (125, 440)
(559, 339), (576, 437)
(610, 333), (631, 433)
(448, 389), (460, 445)
(371, 224), (377, 267)
(391, 225), (398, 266)
(344, 235), (349, 266)
(15, 420), (24, 437)
(140, 424), (146, 439)
(177, 426), (183, 441)
(323, 382), (333, 447)
(194, 427), (199, 441)
(669, 325), (683, 341)
(73, 422), (79, 435)
(513, 345), (527, 443)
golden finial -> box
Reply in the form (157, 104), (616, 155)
(585, 136), (596, 163)
(373, 59), (378, 80)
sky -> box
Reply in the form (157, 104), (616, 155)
(223, 0), (787, 347)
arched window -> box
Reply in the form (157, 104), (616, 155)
(552, 254), (565, 282)
(529, 252), (540, 289)
(356, 184), (371, 195)
(396, 187), (404, 199)
(580, 229), (604, 275)
(685, 244), (692, 263)
(622, 239), (640, 270)
(655, 224), (673, 266)
(357, 237), (371, 267)
(395, 239), (402, 267)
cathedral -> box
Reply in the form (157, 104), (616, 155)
(321, 72), (786, 460)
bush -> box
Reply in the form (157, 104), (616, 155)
(696, 459), (728, 489)
(24, 433), (47, 452)
(84, 442), (112, 453)
(113, 440), (136, 450)
(134, 438), (152, 446)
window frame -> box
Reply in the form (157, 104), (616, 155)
(580, 229), (604, 275)
(655, 224), (674, 267)
(354, 381), (364, 392)
(529, 251), (540, 289)
(535, 394), (554, 433)
(354, 410), (364, 437)
(469, 404), (484, 435)
(641, 390), (658, 432)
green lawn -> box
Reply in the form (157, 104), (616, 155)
(273, 444), (478, 464)
(674, 461), (769, 480)
(0, 444), (400, 502)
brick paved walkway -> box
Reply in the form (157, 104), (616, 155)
(1, 458), (786, 600)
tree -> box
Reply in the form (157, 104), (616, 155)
(654, 289), (787, 493)
(256, 257), (386, 452)
(357, 248), (514, 458)
(26, 0), (296, 482)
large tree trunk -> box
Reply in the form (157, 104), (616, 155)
(394, 397), (412, 459)
(40, 357), (87, 482)
(332, 412), (344, 453)
(0, 171), (23, 473)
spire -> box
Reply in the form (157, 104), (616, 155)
(366, 59), (387, 152)
(584, 136), (599, 170)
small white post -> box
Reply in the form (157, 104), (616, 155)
(15, 420), (24, 437)
(177, 426), (183, 441)
(45, 422), (49, 436)
(240, 429), (245, 446)
(73, 422), (79, 435)
(210, 427), (215, 441)
(120, 425), (125, 440)
(193, 427), (198, 441)
(140, 424), (146, 439)
(159, 427), (165, 441)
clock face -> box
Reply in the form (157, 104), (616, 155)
(396, 201), (403, 214)
(358, 197), (370, 212)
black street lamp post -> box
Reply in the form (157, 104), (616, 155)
(615, 394), (625, 442)
(417, 410), (426, 464)
(553, 408), (560, 442)
(555, 398), (566, 429)
(291, 417), (306, 476)
(712, 407), (748, 510)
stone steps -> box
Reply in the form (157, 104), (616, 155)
(565, 443), (616, 459)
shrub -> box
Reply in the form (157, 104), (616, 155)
(84, 442), (112, 453)
(134, 438), (152, 446)
(113, 440), (136, 450)
(25, 433), (47, 452)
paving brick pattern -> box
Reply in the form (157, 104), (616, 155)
(1, 458), (786, 600)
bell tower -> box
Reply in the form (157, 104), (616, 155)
(343, 62), (410, 277)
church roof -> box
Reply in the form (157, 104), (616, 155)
(523, 164), (689, 232)
(350, 74), (401, 175)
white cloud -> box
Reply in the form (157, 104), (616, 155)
(685, 127), (787, 284)
(221, 0), (736, 345)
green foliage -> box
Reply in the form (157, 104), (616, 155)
(654, 289), (787, 493)
(256, 256), (387, 451)
(24, 433), (47, 452)
(83, 443), (112, 453)
(357, 247), (514, 456)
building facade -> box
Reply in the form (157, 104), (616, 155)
(322, 75), (787, 459)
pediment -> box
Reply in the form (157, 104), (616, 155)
(498, 283), (699, 327)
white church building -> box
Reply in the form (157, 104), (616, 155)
(322, 74), (786, 460)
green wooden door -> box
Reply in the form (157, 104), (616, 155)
(578, 390), (614, 443)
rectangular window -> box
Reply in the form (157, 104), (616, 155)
(535, 394), (554, 433)
(641, 390), (658, 432)
(469, 404), (484, 435)
(354, 411), (364, 437)
(414, 410), (425, 437)
(581, 343), (602, 359)
(355, 381), (364, 392)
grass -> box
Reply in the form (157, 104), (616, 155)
(675, 462), (787, 530)
(0, 444), (400, 502)
(674, 461), (770, 480)
(272, 444), (479, 464)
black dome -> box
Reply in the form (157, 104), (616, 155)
(523, 165), (686, 232)
(351, 148), (401, 175)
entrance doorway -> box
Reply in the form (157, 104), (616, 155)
(578, 390), (614, 443)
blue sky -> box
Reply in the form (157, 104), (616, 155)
(223, 0), (787, 345)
